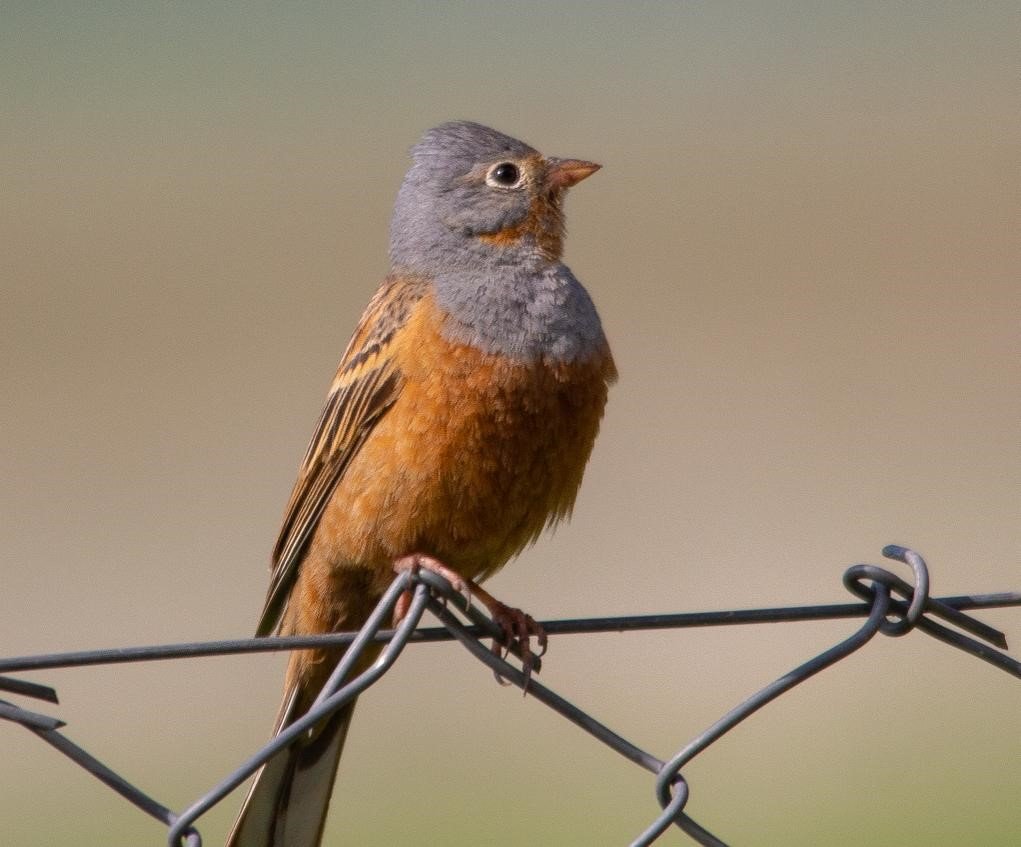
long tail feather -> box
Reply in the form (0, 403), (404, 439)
(225, 687), (356, 847)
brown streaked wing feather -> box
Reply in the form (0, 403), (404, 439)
(256, 275), (428, 636)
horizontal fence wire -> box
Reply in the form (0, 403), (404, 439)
(2, 545), (1019, 845)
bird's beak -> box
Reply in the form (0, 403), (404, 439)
(545, 157), (601, 189)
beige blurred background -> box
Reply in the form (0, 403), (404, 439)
(2, 3), (1018, 845)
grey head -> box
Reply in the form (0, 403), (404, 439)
(388, 121), (606, 362)
(388, 121), (598, 272)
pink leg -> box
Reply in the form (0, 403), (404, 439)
(393, 553), (472, 618)
(392, 553), (547, 686)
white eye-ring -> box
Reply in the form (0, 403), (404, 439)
(485, 161), (523, 189)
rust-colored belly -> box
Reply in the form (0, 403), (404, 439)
(308, 291), (615, 593)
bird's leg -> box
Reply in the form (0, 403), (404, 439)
(391, 554), (546, 687)
(392, 553), (472, 622)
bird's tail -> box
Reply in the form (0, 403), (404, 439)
(225, 667), (357, 847)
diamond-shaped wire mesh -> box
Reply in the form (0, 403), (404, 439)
(2, 545), (1019, 846)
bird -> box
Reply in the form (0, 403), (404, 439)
(226, 120), (616, 847)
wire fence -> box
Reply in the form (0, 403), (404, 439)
(2, 544), (1019, 846)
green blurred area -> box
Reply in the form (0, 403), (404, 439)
(2, 3), (1018, 845)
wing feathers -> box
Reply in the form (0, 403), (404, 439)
(257, 275), (427, 637)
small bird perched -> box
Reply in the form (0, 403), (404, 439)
(227, 121), (615, 846)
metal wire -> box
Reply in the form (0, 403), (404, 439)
(1, 545), (1019, 846)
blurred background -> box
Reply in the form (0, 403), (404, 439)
(2, 3), (1018, 845)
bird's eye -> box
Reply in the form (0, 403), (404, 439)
(486, 162), (522, 188)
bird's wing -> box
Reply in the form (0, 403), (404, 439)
(256, 274), (428, 636)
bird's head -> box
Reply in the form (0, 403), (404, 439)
(389, 121), (599, 273)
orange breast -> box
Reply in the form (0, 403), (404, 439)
(308, 289), (615, 597)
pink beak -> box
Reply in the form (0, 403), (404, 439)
(546, 157), (602, 189)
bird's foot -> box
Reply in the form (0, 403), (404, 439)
(469, 583), (547, 691)
(391, 554), (546, 690)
